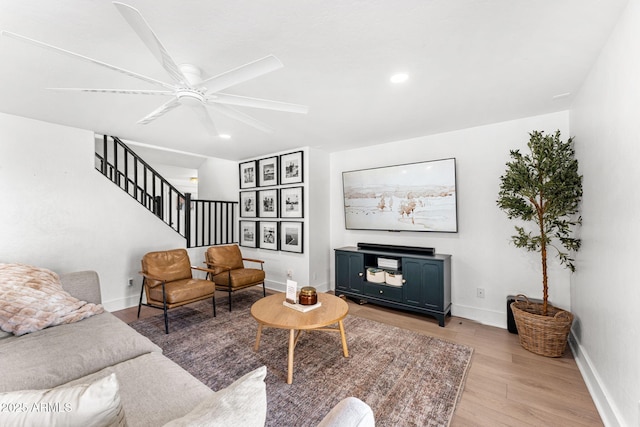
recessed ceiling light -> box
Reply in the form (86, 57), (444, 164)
(219, 134), (231, 139)
(390, 73), (409, 84)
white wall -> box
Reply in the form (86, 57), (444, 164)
(0, 113), (186, 311)
(570, 0), (640, 425)
(197, 157), (239, 201)
(329, 111), (572, 328)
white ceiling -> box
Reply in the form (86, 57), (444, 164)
(0, 0), (629, 162)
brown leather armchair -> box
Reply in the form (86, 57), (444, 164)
(205, 244), (266, 311)
(139, 248), (217, 334)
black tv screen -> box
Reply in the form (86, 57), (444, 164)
(342, 158), (458, 232)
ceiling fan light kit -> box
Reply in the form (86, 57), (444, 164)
(1, 1), (308, 139)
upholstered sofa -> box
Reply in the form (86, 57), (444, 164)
(0, 268), (374, 426)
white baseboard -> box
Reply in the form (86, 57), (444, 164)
(103, 294), (141, 312)
(451, 303), (506, 329)
(568, 331), (623, 427)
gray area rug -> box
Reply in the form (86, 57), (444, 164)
(129, 290), (473, 426)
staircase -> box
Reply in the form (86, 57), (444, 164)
(94, 135), (238, 247)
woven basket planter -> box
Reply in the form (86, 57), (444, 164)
(510, 295), (574, 357)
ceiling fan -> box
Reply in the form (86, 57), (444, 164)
(1, 1), (308, 137)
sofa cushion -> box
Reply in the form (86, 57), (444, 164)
(63, 352), (214, 427)
(0, 263), (104, 336)
(162, 366), (267, 427)
(0, 312), (161, 393)
(0, 373), (126, 427)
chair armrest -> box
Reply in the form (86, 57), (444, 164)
(191, 265), (219, 275)
(139, 271), (168, 283)
(242, 257), (265, 264)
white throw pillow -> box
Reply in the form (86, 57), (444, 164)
(163, 366), (267, 427)
(0, 373), (126, 427)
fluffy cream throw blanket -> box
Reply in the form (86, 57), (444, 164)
(0, 263), (104, 336)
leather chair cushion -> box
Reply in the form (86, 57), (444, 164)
(213, 269), (265, 289)
(147, 278), (215, 304)
(142, 249), (193, 283)
(205, 245), (244, 276)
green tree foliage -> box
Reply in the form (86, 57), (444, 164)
(497, 130), (582, 315)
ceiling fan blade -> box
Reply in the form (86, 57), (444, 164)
(207, 103), (274, 134)
(207, 93), (309, 114)
(112, 2), (187, 85)
(188, 104), (219, 137)
(200, 55), (283, 93)
(48, 88), (173, 96)
(1, 30), (175, 90)
(137, 97), (181, 124)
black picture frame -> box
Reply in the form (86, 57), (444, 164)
(258, 221), (279, 250)
(239, 160), (257, 189)
(258, 189), (278, 218)
(239, 191), (257, 218)
(280, 186), (303, 218)
(280, 221), (303, 253)
(258, 156), (278, 187)
(239, 221), (258, 248)
(280, 151), (304, 185)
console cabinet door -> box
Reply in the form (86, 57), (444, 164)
(402, 258), (443, 310)
(335, 251), (364, 294)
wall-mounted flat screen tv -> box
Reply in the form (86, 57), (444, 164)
(342, 158), (458, 232)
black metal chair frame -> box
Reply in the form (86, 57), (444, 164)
(209, 259), (265, 312)
(138, 265), (217, 334)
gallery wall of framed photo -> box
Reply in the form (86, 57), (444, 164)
(239, 150), (304, 253)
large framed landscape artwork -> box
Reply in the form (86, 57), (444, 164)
(342, 158), (458, 232)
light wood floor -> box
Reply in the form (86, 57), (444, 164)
(113, 293), (602, 427)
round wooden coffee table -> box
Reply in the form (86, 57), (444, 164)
(250, 292), (349, 384)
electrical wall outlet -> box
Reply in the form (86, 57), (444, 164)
(287, 269), (293, 279)
(476, 288), (485, 298)
(128, 278), (133, 287)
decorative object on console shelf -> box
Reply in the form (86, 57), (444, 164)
(497, 130), (582, 357)
(280, 221), (303, 253)
(377, 257), (399, 270)
(239, 221), (258, 248)
(384, 271), (403, 287)
(342, 158), (457, 232)
(258, 156), (278, 187)
(239, 160), (257, 189)
(280, 151), (304, 184)
(366, 268), (385, 283)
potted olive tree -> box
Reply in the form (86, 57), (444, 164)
(497, 130), (582, 357)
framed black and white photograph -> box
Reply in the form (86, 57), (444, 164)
(280, 186), (303, 218)
(258, 221), (278, 251)
(258, 189), (278, 218)
(239, 191), (257, 218)
(239, 221), (258, 247)
(239, 160), (257, 189)
(280, 151), (303, 185)
(258, 156), (278, 187)
(280, 221), (303, 253)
